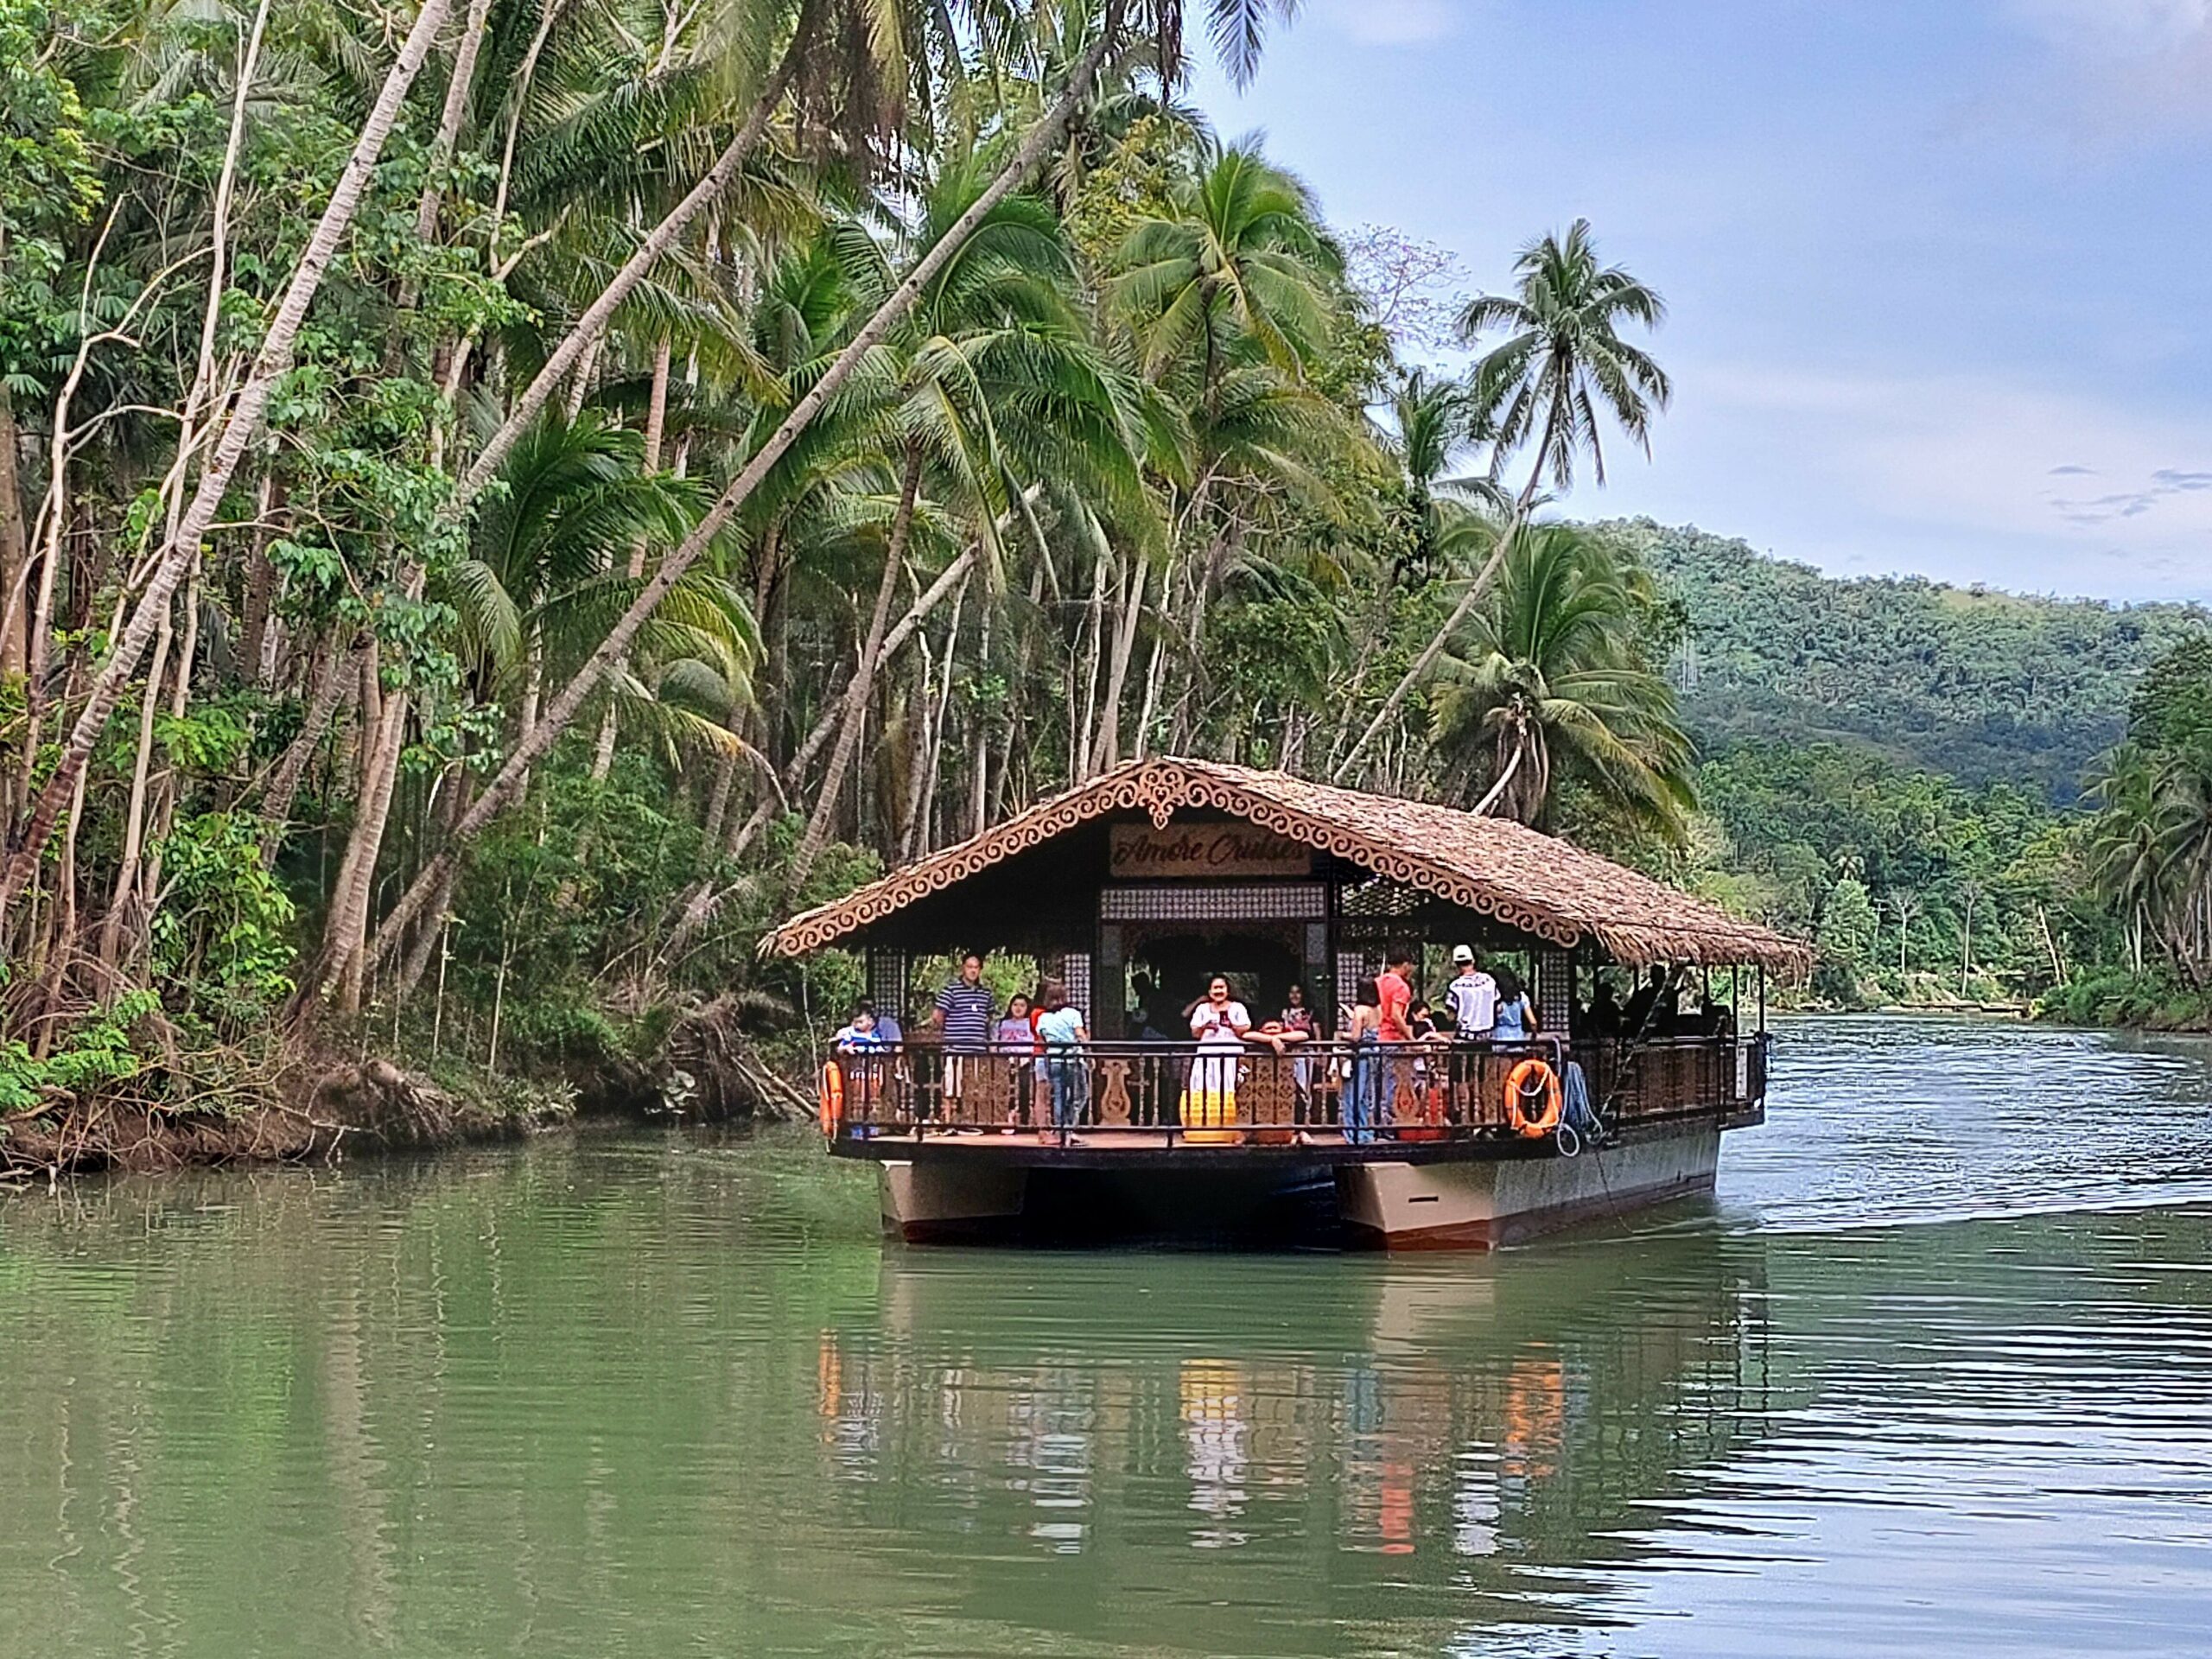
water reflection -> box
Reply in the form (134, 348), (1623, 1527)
(4, 1019), (2212, 1656)
(820, 1228), (1777, 1642)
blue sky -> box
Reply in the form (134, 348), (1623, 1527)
(1191, 0), (2212, 601)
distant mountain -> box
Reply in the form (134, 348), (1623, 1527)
(1603, 519), (2210, 802)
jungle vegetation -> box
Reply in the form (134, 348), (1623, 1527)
(3, 0), (2205, 1141)
(1, 0), (1699, 1117)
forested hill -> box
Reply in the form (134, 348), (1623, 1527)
(1605, 520), (2209, 800)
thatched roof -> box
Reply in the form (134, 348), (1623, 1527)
(764, 757), (1812, 972)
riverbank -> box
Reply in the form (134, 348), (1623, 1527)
(0, 1001), (816, 1181)
(0, 1053), (575, 1181)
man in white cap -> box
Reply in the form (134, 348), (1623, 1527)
(1444, 945), (1497, 1044)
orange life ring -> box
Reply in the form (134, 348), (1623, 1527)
(817, 1058), (844, 1135)
(1504, 1058), (1561, 1138)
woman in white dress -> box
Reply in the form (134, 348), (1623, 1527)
(1183, 975), (1249, 1141)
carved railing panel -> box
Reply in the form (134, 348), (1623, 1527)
(826, 1034), (1763, 1142)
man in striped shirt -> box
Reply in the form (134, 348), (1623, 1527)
(931, 952), (995, 1108)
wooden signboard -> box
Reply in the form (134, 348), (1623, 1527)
(1109, 823), (1311, 880)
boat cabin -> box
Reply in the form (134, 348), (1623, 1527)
(765, 757), (1809, 1249)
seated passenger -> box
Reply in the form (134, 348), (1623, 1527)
(833, 1003), (887, 1052)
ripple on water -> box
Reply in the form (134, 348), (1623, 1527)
(1718, 1014), (2212, 1231)
(2, 1017), (2211, 1657)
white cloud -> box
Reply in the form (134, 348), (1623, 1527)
(1582, 363), (2212, 601)
(2004, 0), (2211, 50)
(1982, 0), (2212, 146)
(1313, 0), (1463, 47)
(1704, 365), (2212, 543)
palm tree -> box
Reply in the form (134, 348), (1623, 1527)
(1114, 142), (1345, 393)
(1427, 524), (1694, 838)
(1109, 141), (1358, 748)
(2089, 744), (2171, 976)
(787, 166), (1149, 884)
(1335, 219), (1669, 783)
(1459, 218), (1671, 501)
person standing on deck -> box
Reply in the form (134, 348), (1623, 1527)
(1034, 978), (1090, 1139)
(1621, 965), (1674, 1037)
(1493, 967), (1538, 1043)
(931, 951), (995, 1117)
(1375, 947), (1419, 1128)
(1342, 977), (1383, 1144)
(1183, 975), (1252, 1142)
(1445, 947), (1497, 1041)
(1278, 982), (1318, 1111)
(996, 993), (1039, 1127)
(1444, 946), (1497, 1123)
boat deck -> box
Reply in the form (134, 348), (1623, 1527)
(833, 1108), (1761, 1168)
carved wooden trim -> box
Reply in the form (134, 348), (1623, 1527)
(1096, 1059), (1132, 1126)
(764, 758), (1812, 972)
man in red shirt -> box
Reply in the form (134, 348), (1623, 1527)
(1376, 947), (1418, 1125)
(1376, 948), (1416, 1043)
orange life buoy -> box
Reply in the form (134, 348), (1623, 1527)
(818, 1058), (844, 1135)
(1504, 1058), (1561, 1138)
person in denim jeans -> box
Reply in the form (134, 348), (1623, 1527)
(1033, 977), (1090, 1138)
(1341, 976), (1382, 1144)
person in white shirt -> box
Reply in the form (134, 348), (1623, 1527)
(1444, 945), (1497, 1042)
(1183, 975), (1251, 1140)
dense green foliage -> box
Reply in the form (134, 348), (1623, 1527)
(1626, 528), (2212, 1020)
(1680, 739), (2089, 1008)
(0, 0), (1694, 1125)
(8, 0), (2197, 1150)
(1618, 521), (2205, 801)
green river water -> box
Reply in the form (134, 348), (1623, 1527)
(5, 1015), (2212, 1656)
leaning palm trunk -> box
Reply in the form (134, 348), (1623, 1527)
(360, 20), (1125, 971)
(1090, 557), (1146, 773)
(591, 339), (673, 781)
(0, 0), (460, 916)
(308, 0), (512, 1014)
(791, 442), (924, 884)
(1332, 491), (1541, 785)
(450, 14), (812, 511)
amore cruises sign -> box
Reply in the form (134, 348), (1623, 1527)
(1109, 823), (1311, 880)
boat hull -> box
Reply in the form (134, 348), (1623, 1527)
(872, 1120), (1720, 1249)
(1334, 1122), (1719, 1249)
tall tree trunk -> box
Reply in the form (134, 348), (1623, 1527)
(241, 474), (285, 685)
(260, 632), (359, 857)
(697, 747), (738, 863)
(791, 442), (923, 885)
(317, 652), (408, 1014)
(592, 336), (671, 780)
(363, 23), (1124, 964)
(451, 10), (813, 508)
(97, 606), (175, 968)
(913, 577), (963, 857)
(1, 0), (461, 915)
(391, 767), (473, 1001)
(1091, 556), (1145, 773)
(1133, 632), (1166, 762)
(0, 385), (28, 680)
(1074, 555), (1107, 782)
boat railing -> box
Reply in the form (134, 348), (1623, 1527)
(823, 1031), (1767, 1145)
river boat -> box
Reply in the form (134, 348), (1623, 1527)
(764, 757), (1810, 1249)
